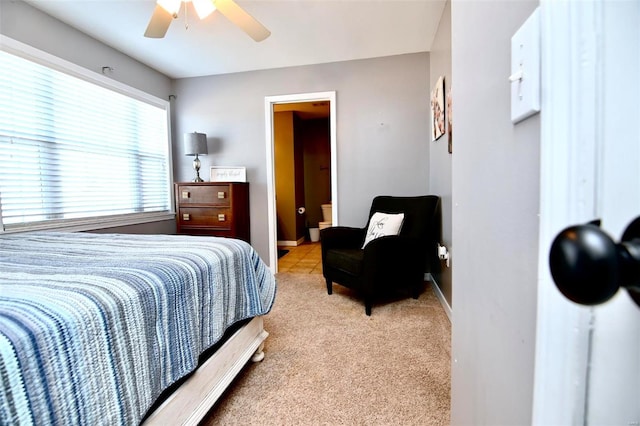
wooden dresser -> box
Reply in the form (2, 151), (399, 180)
(175, 182), (250, 243)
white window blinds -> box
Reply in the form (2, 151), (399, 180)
(0, 48), (172, 231)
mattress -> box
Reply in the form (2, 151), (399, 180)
(0, 232), (276, 425)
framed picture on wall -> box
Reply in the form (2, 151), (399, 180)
(447, 88), (453, 154)
(431, 76), (445, 142)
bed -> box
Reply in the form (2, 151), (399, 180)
(0, 232), (277, 425)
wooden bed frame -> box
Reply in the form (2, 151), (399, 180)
(144, 316), (268, 425)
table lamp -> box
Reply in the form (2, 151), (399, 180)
(184, 132), (208, 182)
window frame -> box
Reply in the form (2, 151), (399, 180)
(0, 36), (175, 233)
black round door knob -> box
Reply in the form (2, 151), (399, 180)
(549, 223), (620, 305)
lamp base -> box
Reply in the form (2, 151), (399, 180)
(192, 155), (204, 183)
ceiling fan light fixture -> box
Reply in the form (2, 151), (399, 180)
(145, 0), (270, 41)
(157, 0), (181, 16)
(193, 0), (217, 19)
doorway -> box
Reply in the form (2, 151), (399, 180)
(264, 91), (337, 273)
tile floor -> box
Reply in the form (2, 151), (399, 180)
(277, 241), (322, 274)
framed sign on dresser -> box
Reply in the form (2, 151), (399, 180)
(174, 182), (250, 243)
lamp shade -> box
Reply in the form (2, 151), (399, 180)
(183, 132), (208, 156)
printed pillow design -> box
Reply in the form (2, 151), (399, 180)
(362, 212), (405, 248)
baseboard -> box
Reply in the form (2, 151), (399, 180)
(425, 273), (452, 322)
(277, 237), (306, 247)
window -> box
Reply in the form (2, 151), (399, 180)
(0, 42), (172, 232)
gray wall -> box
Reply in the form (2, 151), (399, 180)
(429, 0), (453, 307)
(1, 0), (175, 235)
(450, 1), (540, 424)
(172, 54), (432, 263)
(0, 0), (171, 99)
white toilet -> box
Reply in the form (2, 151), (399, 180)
(319, 203), (332, 231)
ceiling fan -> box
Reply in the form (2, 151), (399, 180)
(145, 0), (271, 42)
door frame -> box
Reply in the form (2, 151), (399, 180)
(264, 91), (337, 272)
(533, 1), (605, 423)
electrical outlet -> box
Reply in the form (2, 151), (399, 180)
(437, 244), (450, 267)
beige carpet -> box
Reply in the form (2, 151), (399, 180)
(202, 273), (451, 425)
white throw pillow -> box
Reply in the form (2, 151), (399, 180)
(362, 212), (405, 248)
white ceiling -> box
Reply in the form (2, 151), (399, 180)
(24, 0), (446, 79)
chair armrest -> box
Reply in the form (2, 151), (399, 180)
(320, 226), (366, 251)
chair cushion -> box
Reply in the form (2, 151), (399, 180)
(362, 212), (405, 248)
(326, 248), (364, 276)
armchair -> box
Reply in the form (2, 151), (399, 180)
(321, 195), (442, 315)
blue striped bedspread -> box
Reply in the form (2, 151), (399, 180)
(0, 232), (277, 425)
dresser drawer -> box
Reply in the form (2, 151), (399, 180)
(177, 184), (231, 206)
(178, 207), (232, 229)
(174, 181), (250, 243)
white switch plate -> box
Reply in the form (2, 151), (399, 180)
(510, 8), (540, 124)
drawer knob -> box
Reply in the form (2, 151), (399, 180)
(218, 214), (226, 221)
(181, 191), (190, 199)
(183, 213), (190, 221)
(218, 191), (226, 199)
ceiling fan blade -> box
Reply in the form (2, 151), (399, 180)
(144, 4), (174, 38)
(214, 0), (271, 42)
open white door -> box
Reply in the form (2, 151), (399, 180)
(534, 1), (640, 424)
